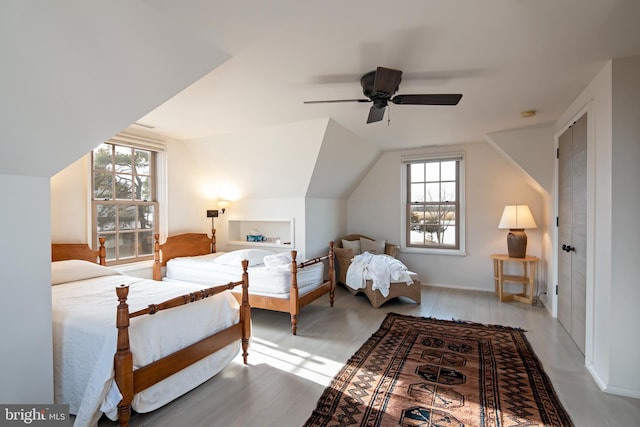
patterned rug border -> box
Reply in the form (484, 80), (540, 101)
(304, 312), (574, 427)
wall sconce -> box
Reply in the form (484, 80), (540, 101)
(498, 205), (537, 258)
(206, 201), (230, 231)
(217, 200), (230, 214)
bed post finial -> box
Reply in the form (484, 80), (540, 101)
(98, 236), (107, 265)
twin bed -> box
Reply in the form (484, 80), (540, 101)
(152, 233), (336, 335)
(51, 239), (250, 427)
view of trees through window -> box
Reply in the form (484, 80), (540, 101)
(407, 159), (459, 249)
(92, 143), (157, 263)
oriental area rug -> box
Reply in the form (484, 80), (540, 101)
(303, 313), (573, 427)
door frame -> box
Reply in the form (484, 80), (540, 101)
(552, 101), (596, 365)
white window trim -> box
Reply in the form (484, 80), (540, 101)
(86, 131), (169, 252)
(400, 151), (466, 256)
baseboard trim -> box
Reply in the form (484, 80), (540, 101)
(586, 363), (640, 398)
(425, 283), (494, 293)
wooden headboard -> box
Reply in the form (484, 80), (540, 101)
(153, 231), (216, 280)
(51, 237), (107, 265)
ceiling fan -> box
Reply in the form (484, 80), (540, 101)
(304, 66), (462, 124)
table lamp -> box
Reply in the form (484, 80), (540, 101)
(498, 205), (537, 258)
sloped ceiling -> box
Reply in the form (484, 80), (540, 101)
(0, 1), (229, 178)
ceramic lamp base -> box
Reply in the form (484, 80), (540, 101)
(506, 229), (527, 258)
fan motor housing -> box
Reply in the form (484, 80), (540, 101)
(360, 70), (400, 99)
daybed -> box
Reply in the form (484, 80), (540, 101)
(51, 238), (250, 427)
(153, 233), (335, 335)
(334, 234), (421, 308)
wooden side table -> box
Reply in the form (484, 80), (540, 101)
(490, 254), (539, 304)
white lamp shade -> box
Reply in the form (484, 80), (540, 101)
(217, 200), (230, 210)
(498, 205), (537, 229)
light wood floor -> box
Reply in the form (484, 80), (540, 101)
(98, 285), (640, 427)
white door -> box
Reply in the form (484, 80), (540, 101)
(557, 113), (587, 354)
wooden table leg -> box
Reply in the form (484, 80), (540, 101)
(493, 258), (499, 294)
(497, 260), (504, 300)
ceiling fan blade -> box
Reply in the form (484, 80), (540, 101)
(366, 106), (386, 124)
(304, 98), (370, 104)
(391, 94), (462, 105)
(373, 67), (403, 95)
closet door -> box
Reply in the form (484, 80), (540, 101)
(557, 113), (587, 354)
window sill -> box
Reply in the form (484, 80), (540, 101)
(400, 247), (467, 256)
(111, 259), (154, 273)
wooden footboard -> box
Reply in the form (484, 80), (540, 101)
(235, 241), (335, 335)
(114, 260), (250, 427)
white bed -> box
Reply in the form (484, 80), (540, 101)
(51, 258), (249, 427)
(164, 250), (324, 298)
(153, 233), (336, 335)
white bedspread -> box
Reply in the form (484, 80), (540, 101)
(52, 272), (240, 427)
(165, 252), (324, 297)
(345, 252), (414, 297)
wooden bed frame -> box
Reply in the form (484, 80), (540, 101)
(153, 232), (335, 335)
(52, 239), (250, 427)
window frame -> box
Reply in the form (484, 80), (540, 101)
(90, 133), (166, 265)
(400, 152), (466, 255)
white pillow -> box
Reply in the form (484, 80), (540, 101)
(360, 238), (386, 254)
(342, 239), (361, 255)
(263, 252), (293, 269)
(213, 248), (274, 267)
(52, 260), (121, 285)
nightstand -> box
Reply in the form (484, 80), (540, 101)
(490, 254), (539, 304)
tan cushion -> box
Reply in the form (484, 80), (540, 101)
(360, 238), (385, 254)
(342, 239), (361, 255)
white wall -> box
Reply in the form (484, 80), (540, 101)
(486, 126), (555, 311)
(185, 119), (328, 200)
(51, 157), (89, 243)
(164, 139), (215, 236)
(0, 175), (52, 403)
(609, 55), (640, 396)
(305, 198), (346, 258)
(347, 142), (543, 291)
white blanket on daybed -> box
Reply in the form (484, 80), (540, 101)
(345, 252), (413, 297)
(52, 260), (240, 427)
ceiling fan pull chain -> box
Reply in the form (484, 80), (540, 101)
(387, 106), (391, 126)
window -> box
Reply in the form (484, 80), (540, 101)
(92, 141), (159, 264)
(404, 154), (463, 251)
